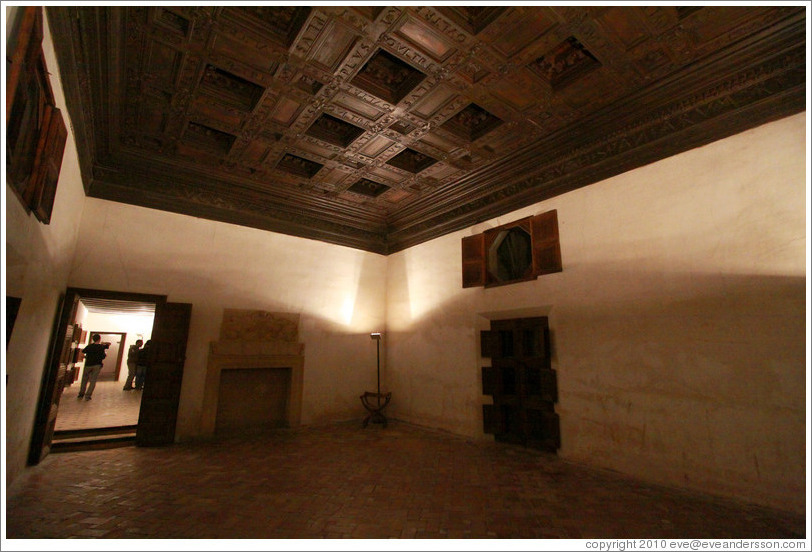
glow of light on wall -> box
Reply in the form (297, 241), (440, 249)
(80, 312), (155, 345)
(401, 245), (454, 327)
(108, 314), (154, 329)
(301, 251), (369, 331)
(341, 295), (355, 326)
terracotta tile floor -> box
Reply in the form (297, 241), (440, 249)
(56, 380), (142, 430)
(5, 421), (806, 540)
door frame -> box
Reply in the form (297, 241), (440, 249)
(28, 287), (167, 465)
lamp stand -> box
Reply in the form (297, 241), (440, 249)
(361, 332), (391, 428)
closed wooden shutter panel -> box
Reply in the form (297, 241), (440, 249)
(30, 104), (68, 224)
(8, 56), (49, 201)
(530, 209), (563, 275)
(461, 233), (486, 287)
(6, 7), (43, 125)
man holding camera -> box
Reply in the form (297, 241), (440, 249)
(78, 333), (111, 401)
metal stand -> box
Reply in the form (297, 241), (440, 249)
(361, 333), (390, 427)
(361, 391), (392, 427)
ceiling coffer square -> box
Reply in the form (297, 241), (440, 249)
(528, 37), (602, 90)
(276, 153), (324, 179)
(224, 6), (311, 49)
(182, 122), (236, 155)
(198, 65), (265, 112)
(348, 178), (390, 198)
(389, 120), (416, 135)
(437, 6), (508, 35)
(440, 103), (504, 142)
(305, 113), (366, 148)
(350, 49), (427, 105)
(386, 148), (439, 174)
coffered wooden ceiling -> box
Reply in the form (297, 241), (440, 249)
(46, 5), (806, 254)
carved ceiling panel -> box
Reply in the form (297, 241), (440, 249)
(46, 5), (806, 254)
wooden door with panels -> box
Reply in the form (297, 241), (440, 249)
(481, 317), (560, 452)
(135, 301), (192, 447)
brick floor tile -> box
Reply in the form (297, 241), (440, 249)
(6, 421), (805, 540)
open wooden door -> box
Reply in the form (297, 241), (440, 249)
(27, 289), (79, 465)
(135, 302), (192, 447)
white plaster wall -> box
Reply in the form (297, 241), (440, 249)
(4, 7), (87, 488)
(385, 113), (807, 513)
(67, 201), (388, 438)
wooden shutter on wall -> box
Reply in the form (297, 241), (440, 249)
(30, 104), (68, 224)
(461, 233), (486, 288)
(7, 7), (48, 203)
(6, 6), (43, 125)
(6, 7), (67, 225)
(462, 209), (562, 288)
(530, 209), (563, 275)
(8, 53), (50, 203)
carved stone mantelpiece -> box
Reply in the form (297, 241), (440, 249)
(201, 309), (304, 436)
(220, 308), (301, 341)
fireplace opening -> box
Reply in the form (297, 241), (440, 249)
(215, 367), (291, 435)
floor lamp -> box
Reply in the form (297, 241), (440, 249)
(360, 332), (391, 427)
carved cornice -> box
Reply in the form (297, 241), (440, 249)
(89, 158), (390, 253)
(45, 6), (807, 255)
(386, 45), (806, 251)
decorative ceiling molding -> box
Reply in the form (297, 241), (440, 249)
(45, 5), (806, 255)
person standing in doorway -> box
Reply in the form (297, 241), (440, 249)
(134, 339), (152, 391)
(123, 339), (143, 391)
(78, 333), (110, 401)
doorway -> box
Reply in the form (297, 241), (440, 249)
(94, 332), (126, 381)
(28, 287), (191, 464)
(51, 295), (157, 452)
(480, 316), (561, 452)
(57, 327), (151, 437)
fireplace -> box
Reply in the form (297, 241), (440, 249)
(216, 367), (291, 434)
(201, 310), (304, 437)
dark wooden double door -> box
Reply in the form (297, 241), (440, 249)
(481, 317), (560, 452)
